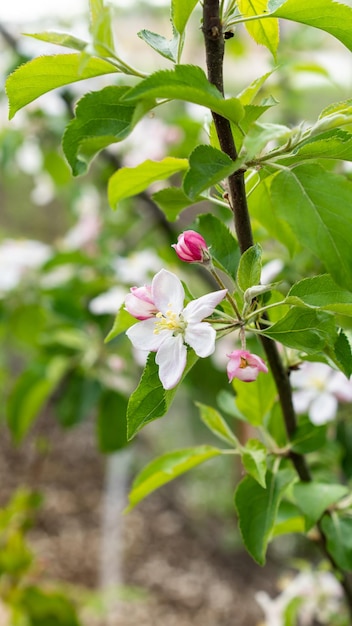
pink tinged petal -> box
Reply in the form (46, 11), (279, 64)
(185, 322), (216, 357)
(328, 372), (352, 402)
(183, 289), (227, 323)
(226, 350), (268, 382)
(155, 334), (187, 389)
(234, 366), (262, 382)
(246, 353), (268, 373)
(151, 268), (185, 314)
(126, 318), (169, 352)
(124, 289), (157, 320)
(309, 393), (338, 425)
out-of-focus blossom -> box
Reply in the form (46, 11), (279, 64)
(125, 285), (158, 320)
(290, 361), (352, 425)
(89, 287), (126, 315)
(256, 569), (343, 626)
(62, 186), (101, 252)
(120, 117), (182, 167)
(113, 250), (161, 284)
(30, 173), (55, 206)
(16, 140), (43, 175)
(172, 230), (209, 263)
(227, 349), (268, 383)
(0, 239), (51, 294)
(261, 259), (284, 284)
(126, 269), (227, 389)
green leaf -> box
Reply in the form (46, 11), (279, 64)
(321, 513), (352, 570)
(269, 0), (352, 53)
(238, 71), (274, 106)
(279, 130), (352, 165)
(287, 274), (352, 316)
(262, 307), (337, 353)
(25, 31), (88, 52)
(121, 65), (244, 124)
(238, 0), (279, 58)
(108, 157), (189, 209)
(293, 482), (348, 530)
(242, 439), (267, 488)
(236, 243), (262, 292)
(196, 402), (240, 447)
(272, 501), (305, 537)
(97, 390), (129, 453)
(127, 445), (221, 510)
(138, 30), (179, 62)
(7, 358), (69, 444)
(105, 305), (135, 343)
(291, 418), (327, 454)
(334, 330), (352, 378)
(152, 187), (197, 221)
(63, 86), (153, 175)
(197, 213), (240, 278)
(6, 54), (117, 119)
(242, 122), (292, 162)
(127, 351), (198, 439)
(247, 174), (298, 256)
(234, 468), (296, 565)
(171, 0), (199, 34)
(89, 0), (115, 55)
(233, 368), (276, 426)
(183, 145), (238, 200)
(19, 586), (81, 626)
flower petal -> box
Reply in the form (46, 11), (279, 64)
(155, 334), (187, 389)
(152, 268), (185, 314)
(309, 393), (338, 425)
(126, 318), (168, 351)
(185, 322), (216, 357)
(183, 289), (227, 323)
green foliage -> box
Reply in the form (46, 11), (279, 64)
(171, 0), (199, 34)
(127, 351), (198, 439)
(138, 30), (179, 62)
(183, 145), (237, 199)
(236, 244), (262, 292)
(293, 482), (348, 530)
(241, 439), (267, 488)
(269, 0), (352, 53)
(238, 0), (279, 58)
(121, 65), (244, 124)
(291, 418), (327, 454)
(97, 390), (129, 453)
(152, 187), (198, 221)
(126, 445), (222, 510)
(63, 86), (154, 175)
(287, 275), (352, 316)
(196, 402), (240, 447)
(272, 167), (352, 290)
(235, 468), (296, 565)
(262, 307), (337, 353)
(108, 157), (189, 209)
(197, 213), (240, 277)
(6, 54), (117, 118)
(233, 368), (277, 426)
(321, 513), (352, 571)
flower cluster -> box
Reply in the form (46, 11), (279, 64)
(123, 230), (269, 390)
(125, 268), (227, 389)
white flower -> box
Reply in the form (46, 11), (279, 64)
(291, 362), (352, 425)
(0, 238), (51, 294)
(89, 286), (126, 315)
(126, 269), (227, 389)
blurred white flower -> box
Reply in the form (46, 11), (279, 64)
(119, 116), (182, 167)
(291, 362), (352, 425)
(113, 249), (161, 284)
(256, 570), (342, 626)
(30, 173), (55, 205)
(16, 140), (43, 175)
(261, 259), (284, 284)
(89, 286), (126, 315)
(0, 238), (51, 294)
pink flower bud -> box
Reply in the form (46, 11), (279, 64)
(172, 230), (209, 263)
(125, 285), (158, 320)
(227, 349), (268, 383)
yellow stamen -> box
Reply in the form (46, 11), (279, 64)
(240, 356), (248, 369)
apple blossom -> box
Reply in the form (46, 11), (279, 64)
(124, 285), (158, 320)
(290, 362), (352, 425)
(126, 269), (227, 389)
(227, 349), (268, 383)
(172, 230), (210, 263)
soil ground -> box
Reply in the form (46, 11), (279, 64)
(0, 416), (281, 626)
